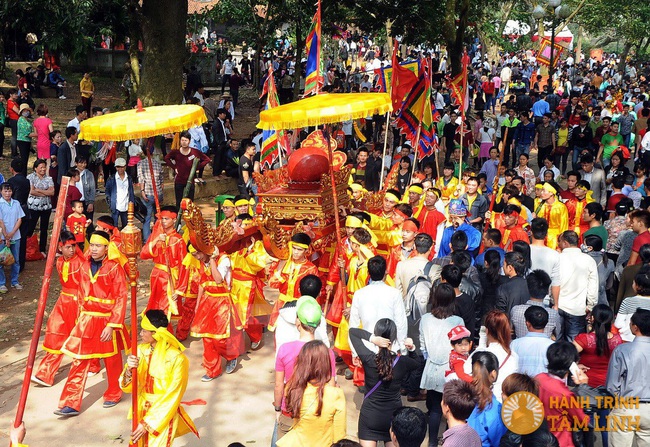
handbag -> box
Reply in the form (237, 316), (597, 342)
(0, 244), (15, 266)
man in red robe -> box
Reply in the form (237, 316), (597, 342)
(414, 188), (446, 257)
(55, 231), (129, 416)
(495, 204), (530, 251)
(32, 231), (84, 387)
(140, 206), (187, 320)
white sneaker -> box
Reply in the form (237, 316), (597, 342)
(12, 283), (23, 290)
(0, 285), (8, 293)
(59, 95), (67, 100)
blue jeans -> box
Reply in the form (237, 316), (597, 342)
(572, 146), (589, 170)
(111, 211), (128, 229)
(515, 143), (531, 162)
(142, 196), (159, 243)
(559, 309), (586, 342)
(0, 240), (21, 286)
(622, 133), (631, 148)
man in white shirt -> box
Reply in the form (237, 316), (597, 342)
(395, 233), (433, 299)
(67, 105), (87, 134)
(105, 157), (134, 228)
(221, 54), (234, 94)
(529, 218), (561, 305)
(349, 255), (408, 358)
(557, 230), (598, 342)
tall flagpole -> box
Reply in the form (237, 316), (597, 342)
(380, 112), (390, 189)
(457, 49), (470, 191)
(314, 0), (322, 95)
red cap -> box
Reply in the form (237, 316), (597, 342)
(447, 325), (471, 341)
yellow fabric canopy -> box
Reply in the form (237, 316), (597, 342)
(257, 93), (392, 130)
(79, 104), (207, 141)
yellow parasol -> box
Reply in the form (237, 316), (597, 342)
(257, 93), (392, 130)
(79, 102), (207, 141)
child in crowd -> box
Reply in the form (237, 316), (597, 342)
(66, 200), (90, 250)
(0, 182), (25, 292)
(445, 325), (474, 383)
(441, 380), (482, 447)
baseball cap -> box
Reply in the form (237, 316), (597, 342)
(115, 157), (127, 167)
(296, 296), (322, 328)
(447, 325), (471, 341)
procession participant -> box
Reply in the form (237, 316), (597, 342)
(140, 206), (187, 321)
(494, 204), (529, 251)
(55, 230), (129, 416)
(173, 245), (206, 341)
(190, 246), (244, 381)
(333, 227), (375, 383)
(349, 182), (367, 210)
(435, 162), (460, 202)
(405, 183), (424, 215)
(218, 197), (237, 228)
(230, 239), (273, 349)
(233, 194), (253, 216)
(565, 180), (593, 239)
(368, 198), (410, 258)
(414, 188), (446, 257)
(267, 233), (318, 331)
(437, 199), (482, 259)
(121, 309), (199, 446)
(385, 217), (420, 283)
(535, 182), (568, 250)
(32, 231), (84, 387)
(95, 215), (122, 244)
(559, 170), (581, 201)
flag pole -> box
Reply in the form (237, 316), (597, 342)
(380, 112), (390, 189)
(12, 176), (70, 440)
(314, 0), (322, 95)
(456, 49), (469, 194)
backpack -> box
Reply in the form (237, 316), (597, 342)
(404, 261), (435, 326)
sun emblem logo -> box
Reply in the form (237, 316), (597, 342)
(502, 391), (545, 435)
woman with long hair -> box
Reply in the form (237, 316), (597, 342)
(467, 351), (507, 447)
(464, 310), (518, 403)
(419, 283), (465, 447)
(278, 341), (346, 447)
(573, 304), (622, 447)
(478, 249), (507, 316)
(349, 319), (419, 447)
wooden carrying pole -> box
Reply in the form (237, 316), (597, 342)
(12, 176), (71, 437)
(322, 128), (344, 316)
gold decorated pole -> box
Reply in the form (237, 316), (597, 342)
(121, 202), (143, 447)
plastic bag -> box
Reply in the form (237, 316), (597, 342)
(0, 245), (15, 266)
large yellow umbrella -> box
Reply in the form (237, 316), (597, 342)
(79, 103), (207, 141)
(257, 93), (392, 130)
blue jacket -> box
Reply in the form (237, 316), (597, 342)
(437, 223), (482, 258)
(105, 173), (135, 213)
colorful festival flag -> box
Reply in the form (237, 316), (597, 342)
(447, 51), (471, 113)
(260, 69), (283, 168)
(389, 40), (418, 112)
(304, 0), (324, 96)
(395, 59), (436, 160)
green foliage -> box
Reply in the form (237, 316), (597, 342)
(2, 0), (135, 61)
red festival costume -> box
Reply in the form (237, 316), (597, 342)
(34, 249), (84, 385)
(190, 256), (244, 378)
(58, 253), (129, 411)
(140, 223), (187, 319)
(267, 258), (318, 331)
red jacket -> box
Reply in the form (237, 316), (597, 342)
(536, 373), (588, 447)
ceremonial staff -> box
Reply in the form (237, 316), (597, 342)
(12, 177), (70, 441)
(120, 203), (143, 447)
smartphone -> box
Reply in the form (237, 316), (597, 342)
(569, 362), (580, 378)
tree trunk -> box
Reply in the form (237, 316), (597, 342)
(0, 27), (5, 79)
(139, 0), (188, 105)
(574, 26), (583, 64)
(444, 0), (470, 76)
(618, 41), (632, 73)
(253, 42), (262, 91)
(293, 20), (304, 101)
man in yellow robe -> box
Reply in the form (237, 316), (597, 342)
(120, 309), (199, 447)
(536, 182), (568, 250)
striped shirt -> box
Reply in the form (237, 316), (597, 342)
(136, 158), (164, 198)
(615, 295), (650, 341)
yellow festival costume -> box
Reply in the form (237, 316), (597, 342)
(436, 176), (459, 202)
(537, 197), (569, 250)
(120, 316), (198, 447)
